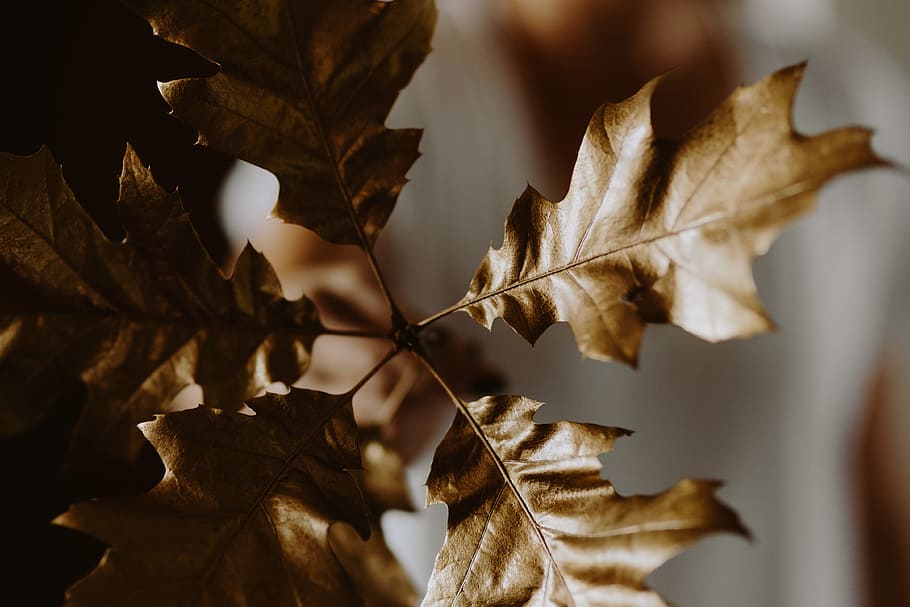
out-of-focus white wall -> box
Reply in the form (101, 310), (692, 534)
(839, 0), (910, 71)
(741, 0), (910, 78)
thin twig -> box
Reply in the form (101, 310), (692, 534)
(345, 347), (401, 397)
(320, 327), (393, 340)
(415, 351), (461, 407)
(414, 302), (464, 329)
(373, 353), (420, 424)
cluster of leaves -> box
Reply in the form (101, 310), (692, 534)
(0, 0), (882, 605)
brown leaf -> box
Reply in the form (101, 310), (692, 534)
(328, 427), (419, 607)
(57, 388), (369, 606)
(436, 64), (884, 364)
(0, 146), (320, 471)
(424, 394), (745, 606)
(124, 0), (436, 247)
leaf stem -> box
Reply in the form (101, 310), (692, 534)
(320, 327), (393, 340)
(345, 347), (401, 397)
(414, 303), (463, 329)
(363, 246), (405, 330)
(415, 351), (461, 408)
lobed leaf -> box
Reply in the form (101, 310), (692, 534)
(425, 394), (746, 606)
(57, 388), (369, 606)
(448, 64), (884, 364)
(124, 0), (437, 247)
(0, 146), (321, 471)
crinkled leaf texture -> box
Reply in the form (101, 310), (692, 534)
(425, 395), (745, 607)
(57, 388), (369, 607)
(125, 0), (436, 246)
(454, 64), (884, 364)
(0, 147), (320, 467)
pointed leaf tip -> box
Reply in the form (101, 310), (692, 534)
(448, 63), (882, 364)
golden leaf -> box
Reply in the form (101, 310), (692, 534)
(57, 388), (369, 606)
(425, 394), (745, 606)
(425, 64), (884, 364)
(329, 427), (419, 607)
(124, 0), (437, 247)
(0, 147), (320, 469)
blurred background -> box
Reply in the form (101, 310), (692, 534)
(164, 0), (910, 607)
(3, 0), (906, 604)
(219, 0), (910, 606)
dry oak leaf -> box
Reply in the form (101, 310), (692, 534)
(440, 64), (883, 364)
(425, 395), (745, 607)
(57, 388), (370, 607)
(124, 0), (436, 246)
(0, 147), (320, 466)
(329, 427), (420, 607)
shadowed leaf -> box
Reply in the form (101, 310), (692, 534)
(0, 147), (321, 475)
(124, 0), (436, 247)
(57, 389), (369, 606)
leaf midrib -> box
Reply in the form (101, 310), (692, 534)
(284, 0), (375, 250)
(454, 401), (578, 607)
(1, 175), (119, 312)
(188, 393), (351, 607)
(457, 177), (823, 313)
